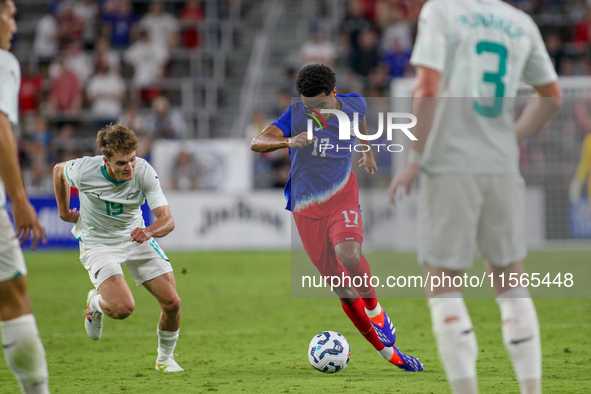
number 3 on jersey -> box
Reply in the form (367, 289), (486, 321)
(105, 201), (123, 216)
(474, 41), (507, 118)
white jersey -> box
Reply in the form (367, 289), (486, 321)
(410, 0), (557, 174)
(0, 49), (21, 208)
(63, 156), (168, 244)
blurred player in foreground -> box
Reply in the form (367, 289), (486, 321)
(251, 63), (423, 371)
(0, 1), (50, 392)
(53, 125), (183, 372)
(569, 132), (591, 209)
(389, 0), (562, 393)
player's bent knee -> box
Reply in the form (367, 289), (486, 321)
(162, 296), (181, 316)
(112, 302), (135, 319)
(335, 249), (361, 268)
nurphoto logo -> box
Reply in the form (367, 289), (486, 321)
(306, 110), (418, 153)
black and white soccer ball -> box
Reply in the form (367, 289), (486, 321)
(308, 331), (351, 374)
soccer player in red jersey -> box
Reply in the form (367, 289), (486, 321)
(251, 63), (422, 371)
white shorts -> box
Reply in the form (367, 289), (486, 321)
(80, 238), (172, 289)
(0, 209), (27, 283)
(417, 173), (526, 270)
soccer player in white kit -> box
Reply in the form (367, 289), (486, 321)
(389, 0), (562, 393)
(53, 124), (183, 372)
(0, 1), (51, 393)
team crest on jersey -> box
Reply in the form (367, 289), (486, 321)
(126, 190), (140, 200)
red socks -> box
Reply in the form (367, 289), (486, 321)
(341, 297), (384, 350)
(345, 255), (378, 310)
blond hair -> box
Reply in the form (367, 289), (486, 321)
(96, 124), (139, 158)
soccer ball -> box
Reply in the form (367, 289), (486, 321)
(308, 331), (350, 374)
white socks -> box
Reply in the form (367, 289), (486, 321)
(157, 327), (180, 362)
(90, 293), (104, 314)
(496, 287), (542, 394)
(1, 314), (49, 394)
(429, 292), (478, 394)
(365, 302), (382, 319)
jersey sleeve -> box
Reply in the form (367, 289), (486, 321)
(63, 157), (89, 189)
(521, 16), (558, 87)
(0, 56), (20, 125)
(141, 162), (169, 210)
(410, 1), (448, 72)
(271, 105), (293, 137)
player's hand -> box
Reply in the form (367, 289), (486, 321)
(12, 199), (47, 250)
(359, 152), (377, 174)
(59, 208), (80, 223)
(130, 227), (154, 244)
(388, 163), (421, 205)
(288, 132), (317, 149)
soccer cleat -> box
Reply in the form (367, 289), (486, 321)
(388, 345), (424, 372)
(368, 308), (397, 347)
(85, 289), (103, 340)
(156, 355), (184, 372)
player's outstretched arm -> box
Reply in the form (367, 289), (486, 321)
(53, 162), (80, 223)
(515, 81), (562, 143)
(0, 112), (46, 249)
(130, 205), (175, 244)
(388, 66), (440, 204)
(250, 125), (316, 153)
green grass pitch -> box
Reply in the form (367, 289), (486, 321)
(0, 250), (589, 393)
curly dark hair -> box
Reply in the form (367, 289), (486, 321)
(96, 124), (139, 158)
(296, 64), (336, 97)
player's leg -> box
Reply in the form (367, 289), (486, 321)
(487, 260), (541, 394)
(0, 276), (49, 394)
(419, 174), (481, 393)
(478, 174), (539, 394)
(328, 214), (421, 371)
(334, 240), (397, 346)
(96, 275), (136, 319)
(143, 272), (182, 372)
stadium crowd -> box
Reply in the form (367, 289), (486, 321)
(10, 0), (591, 193)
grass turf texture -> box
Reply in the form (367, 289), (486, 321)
(0, 250), (589, 393)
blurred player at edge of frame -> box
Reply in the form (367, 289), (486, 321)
(53, 124), (183, 372)
(569, 132), (591, 210)
(251, 63), (423, 372)
(0, 0), (50, 392)
(389, 0), (562, 393)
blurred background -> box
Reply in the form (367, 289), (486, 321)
(8, 0), (591, 249)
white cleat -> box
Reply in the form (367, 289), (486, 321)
(156, 356), (184, 372)
(85, 289), (103, 340)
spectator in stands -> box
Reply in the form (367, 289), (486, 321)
(33, 8), (59, 62)
(139, 1), (180, 54)
(19, 64), (44, 115)
(74, 0), (100, 50)
(28, 116), (51, 148)
(247, 108), (271, 138)
(102, 0), (136, 49)
(574, 6), (591, 50)
(282, 67), (299, 97)
(546, 33), (565, 75)
(118, 104), (153, 160)
(48, 57), (83, 118)
(300, 25), (337, 68)
(169, 151), (202, 190)
(382, 37), (412, 78)
(349, 28), (381, 78)
(145, 96), (187, 139)
(94, 37), (121, 72)
(341, 0), (374, 52)
(57, 2), (84, 49)
(270, 89), (292, 120)
(49, 42), (94, 84)
(86, 60), (127, 127)
(269, 148), (290, 188)
(367, 63), (391, 94)
(124, 29), (169, 101)
(180, 0), (205, 49)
